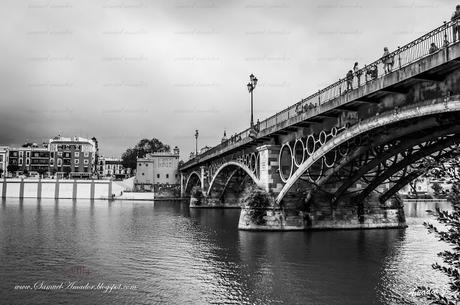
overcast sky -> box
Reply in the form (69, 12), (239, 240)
(0, 0), (454, 159)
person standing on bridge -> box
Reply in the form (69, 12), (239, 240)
(452, 5), (460, 42)
(382, 47), (394, 74)
(353, 62), (362, 86)
(346, 70), (354, 91)
(429, 42), (439, 54)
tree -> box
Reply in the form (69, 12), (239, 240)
(121, 138), (170, 170)
(417, 156), (460, 304)
(240, 185), (272, 225)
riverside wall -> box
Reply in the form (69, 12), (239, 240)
(0, 178), (123, 200)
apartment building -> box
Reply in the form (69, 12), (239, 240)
(48, 136), (97, 178)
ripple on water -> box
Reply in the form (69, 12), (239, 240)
(0, 199), (453, 305)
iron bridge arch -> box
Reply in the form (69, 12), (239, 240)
(276, 99), (460, 205)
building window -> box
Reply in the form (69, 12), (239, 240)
(84, 152), (89, 158)
(157, 174), (160, 178)
(75, 152), (80, 158)
(57, 159), (62, 166)
(19, 159), (23, 166)
(166, 174), (169, 178)
(142, 173), (144, 176)
(74, 167), (79, 173)
(26, 151), (30, 158)
(84, 159), (89, 165)
(26, 159), (30, 165)
(57, 152), (62, 157)
(75, 159), (79, 165)
(145, 164), (148, 167)
(138, 163), (141, 167)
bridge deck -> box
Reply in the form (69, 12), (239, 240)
(181, 20), (460, 171)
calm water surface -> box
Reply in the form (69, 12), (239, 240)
(0, 199), (452, 305)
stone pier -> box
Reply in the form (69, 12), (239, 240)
(238, 191), (406, 231)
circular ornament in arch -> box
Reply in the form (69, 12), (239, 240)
(279, 143), (294, 182)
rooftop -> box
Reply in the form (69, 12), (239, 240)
(138, 151), (179, 161)
(49, 136), (94, 145)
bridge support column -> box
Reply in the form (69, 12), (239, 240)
(200, 166), (208, 191)
(180, 173), (184, 198)
(189, 166), (211, 207)
(238, 144), (306, 230)
(257, 145), (283, 194)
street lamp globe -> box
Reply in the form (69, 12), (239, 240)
(247, 83), (253, 92)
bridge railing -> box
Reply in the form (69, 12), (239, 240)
(288, 20), (456, 114)
(183, 20), (458, 168)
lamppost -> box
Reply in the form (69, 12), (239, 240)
(246, 74), (258, 128)
(195, 129), (199, 157)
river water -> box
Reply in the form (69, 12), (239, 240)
(0, 199), (452, 305)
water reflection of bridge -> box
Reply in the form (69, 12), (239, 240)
(181, 20), (460, 231)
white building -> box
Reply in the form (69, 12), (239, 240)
(135, 147), (180, 191)
(98, 157), (129, 178)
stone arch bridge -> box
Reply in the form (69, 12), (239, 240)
(180, 21), (460, 230)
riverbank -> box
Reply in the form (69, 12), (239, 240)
(0, 178), (187, 201)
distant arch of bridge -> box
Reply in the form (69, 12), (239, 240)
(184, 171), (201, 196)
(206, 161), (261, 197)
